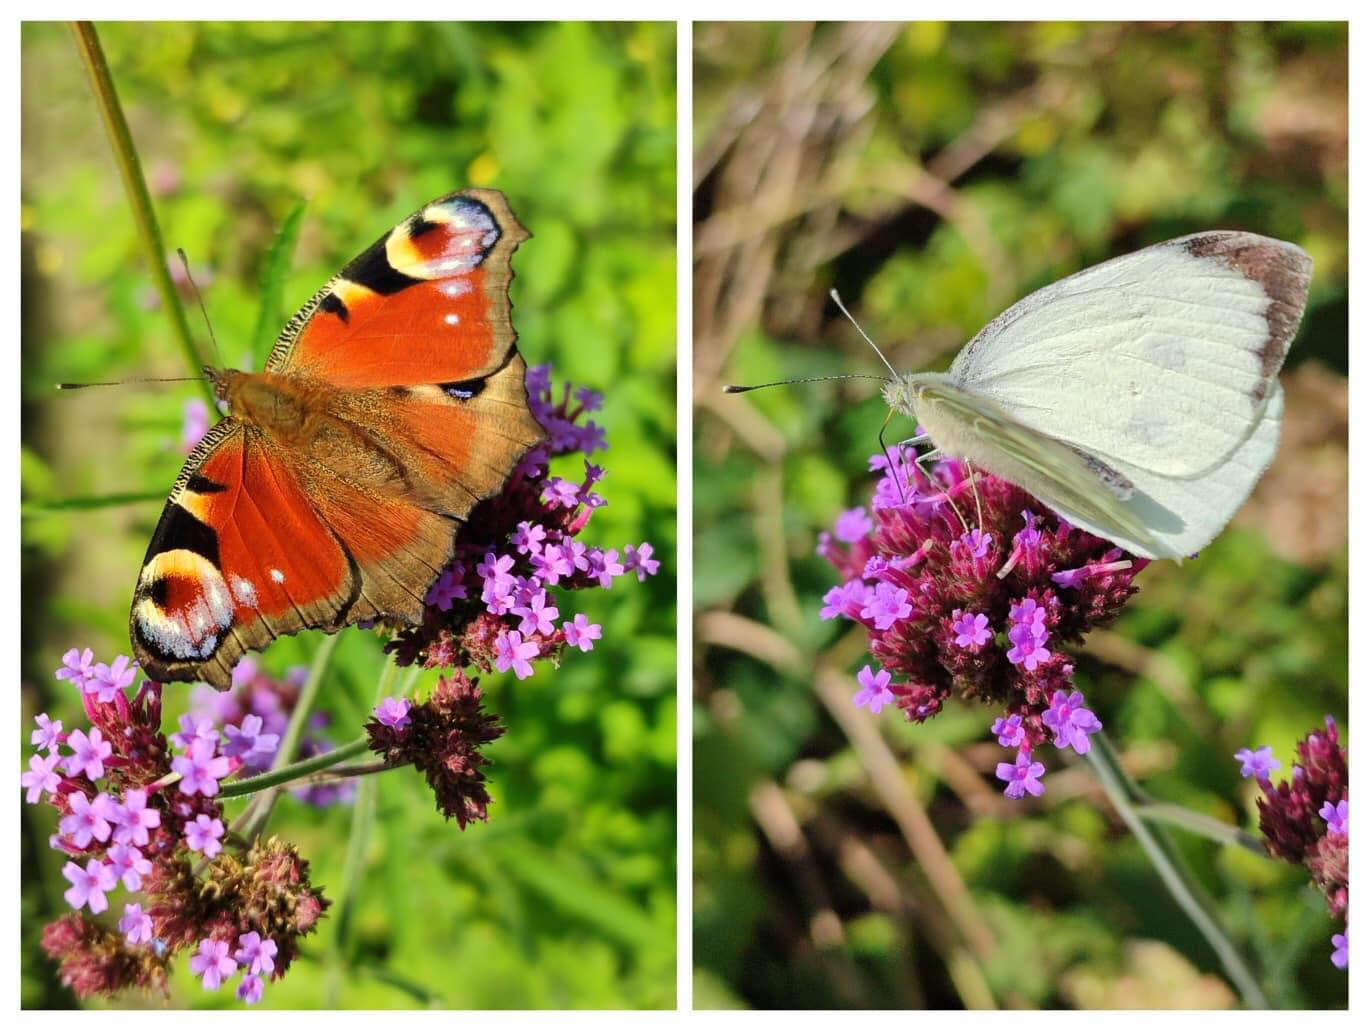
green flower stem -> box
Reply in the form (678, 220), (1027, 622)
(1085, 733), (1269, 1009)
(1130, 800), (1268, 857)
(218, 737), (371, 800)
(69, 21), (216, 405)
(229, 633), (340, 838)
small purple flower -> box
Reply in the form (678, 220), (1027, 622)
(173, 737), (232, 797)
(237, 973), (265, 1004)
(587, 548), (626, 588)
(1234, 745), (1281, 780)
(64, 727), (112, 781)
(990, 714), (1026, 748)
(1320, 798), (1348, 836)
(1042, 690), (1103, 754)
(171, 713), (220, 749)
(1014, 510), (1043, 550)
(234, 930), (278, 976)
(996, 751), (1047, 799)
(223, 714), (280, 762)
(623, 542), (660, 582)
(951, 528), (992, 559)
(834, 507), (873, 544)
(426, 569), (467, 611)
(31, 713), (63, 752)
(573, 384), (604, 412)
(59, 791), (116, 848)
(853, 665), (895, 714)
(476, 552), (517, 595)
(862, 582), (914, 630)
(512, 588), (559, 637)
(374, 697), (412, 730)
(55, 647), (97, 690)
(1331, 930), (1348, 970)
(1007, 598), (1048, 637)
(541, 476), (581, 509)
(21, 752), (62, 803)
(950, 609), (992, 649)
(62, 858), (117, 913)
(820, 579), (869, 622)
(1005, 624), (1051, 672)
(119, 902), (154, 944)
(563, 613), (602, 653)
(85, 655), (137, 702)
(106, 843), (154, 891)
(190, 938), (237, 991)
(493, 630), (538, 680)
(531, 544), (573, 585)
(514, 521), (547, 555)
(185, 814), (226, 858)
(110, 789), (161, 847)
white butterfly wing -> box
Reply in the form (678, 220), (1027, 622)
(910, 373), (1284, 560)
(945, 232), (1310, 479)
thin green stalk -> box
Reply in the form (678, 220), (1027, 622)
(1086, 733), (1269, 1009)
(230, 633), (341, 839)
(69, 22), (215, 404)
(218, 737), (370, 800)
(1130, 800), (1267, 857)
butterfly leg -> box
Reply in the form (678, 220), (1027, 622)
(910, 445), (972, 535)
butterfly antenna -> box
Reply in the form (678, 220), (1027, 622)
(177, 248), (223, 369)
(723, 373), (889, 394)
(56, 375), (204, 391)
(829, 289), (899, 379)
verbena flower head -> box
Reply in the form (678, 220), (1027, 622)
(28, 369), (655, 1005)
(822, 449), (1146, 799)
(386, 366), (655, 679)
(365, 670), (504, 828)
(1242, 717), (1348, 969)
(27, 649), (324, 1003)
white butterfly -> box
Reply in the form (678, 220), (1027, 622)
(872, 232), (1312, 560)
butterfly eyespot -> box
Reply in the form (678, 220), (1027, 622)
(134, 551), (234, 662)
(441, 379), (486, 401)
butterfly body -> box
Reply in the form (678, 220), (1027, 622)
(883, 231), (1311, 560)
(132, 190), (545, 689)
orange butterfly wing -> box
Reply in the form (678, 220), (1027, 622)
(131, 189), (545, 688)
(267, 188), (528, 386)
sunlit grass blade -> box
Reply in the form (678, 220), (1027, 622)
(21, 489), (166, 514)
(249, 200), (307, 368)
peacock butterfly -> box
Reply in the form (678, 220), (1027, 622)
(130, 189), (546, 690)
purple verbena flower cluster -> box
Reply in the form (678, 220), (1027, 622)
(365, 670), (505, 827)
(25, 649), (327, 1003)
(387, 365), (658, 679)
(1237, 717), (1349, 970)
(189, 657), (353, 808)
(825, 448), (1145, 800)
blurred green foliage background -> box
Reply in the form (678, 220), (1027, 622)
(694, 22), (1346, 1010)
(21, 21), (676, 1009)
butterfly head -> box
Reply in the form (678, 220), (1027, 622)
(881, 374), (920, 420)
